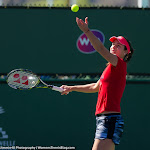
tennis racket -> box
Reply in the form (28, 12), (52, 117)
(7, 69), (64, 92)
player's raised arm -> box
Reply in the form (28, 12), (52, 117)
(76, 17), (118, 66)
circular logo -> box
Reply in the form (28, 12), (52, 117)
(76, 29), (105, 54)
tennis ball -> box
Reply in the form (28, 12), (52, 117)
(71, 4), (79, 12)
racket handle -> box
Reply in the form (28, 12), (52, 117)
(52, 86), (64, 92)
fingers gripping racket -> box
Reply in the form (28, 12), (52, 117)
(7, 69), (64, 92)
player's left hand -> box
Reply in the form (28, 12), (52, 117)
(76, 17), (89, 33)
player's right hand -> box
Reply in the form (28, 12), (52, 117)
(60, 85), (72, 95)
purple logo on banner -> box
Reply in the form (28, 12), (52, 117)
(76, 30), (105, 54)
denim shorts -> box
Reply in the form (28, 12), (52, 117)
(95, 113), (124, 145)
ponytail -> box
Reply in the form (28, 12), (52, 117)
(123, 38), (134, 62)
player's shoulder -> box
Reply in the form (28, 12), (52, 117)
(115, 56), (127, 74)
(117, 56), (126, 64)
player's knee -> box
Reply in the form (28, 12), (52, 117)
(92, 139), (115, 150)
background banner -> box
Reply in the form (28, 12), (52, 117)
(0, 8), (149, 73)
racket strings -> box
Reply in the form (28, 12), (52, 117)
(7, 71), (39, 89)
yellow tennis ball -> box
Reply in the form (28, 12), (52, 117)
(71, 4), (79, 12)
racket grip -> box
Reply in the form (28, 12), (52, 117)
(52, 86), (64, 92)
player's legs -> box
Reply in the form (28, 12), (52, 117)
(92, 139), (115, 150)
(94, 113), (124, 150)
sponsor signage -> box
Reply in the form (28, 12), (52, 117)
(76, 29), (105, 54)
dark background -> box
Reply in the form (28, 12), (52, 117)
(0, 8), (149, 150)
(0, 8), (149, 74)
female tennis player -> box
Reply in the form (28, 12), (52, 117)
(61, 17), (134, 150)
